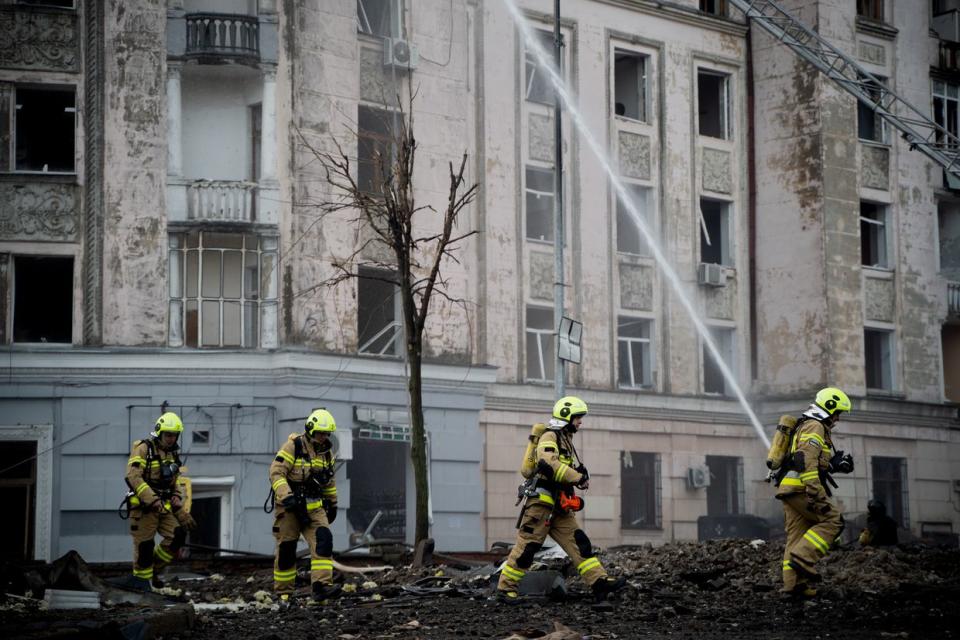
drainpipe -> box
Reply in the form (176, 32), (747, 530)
(746, 28), (758, 383)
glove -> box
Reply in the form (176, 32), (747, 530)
(175, 509), (198, 531)
(829, 451), (854, 474)
(325, 504), (338, 524)
(575, 465), (590, 490)
(280, 495), (298, 509)
(169, 495), (183, 512)
(148, 498), (166, 513)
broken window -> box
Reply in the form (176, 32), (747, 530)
(858, 75), (888, 144)
(13, 86), (75, 173)
(617, 184), (652, 255)
(13, 256), (72, 344)
(525, 165), (555, 242)
(618, 316), (652, 389)
(358, 105), (397, 196)
(357, 0), (401, 38)
(169, 232), (278, 349)
(526, 306), (555, 382)
(703, 326), (734, 395)
(613, 50), (647, 122)
(932, 81), (959, 147)
(699, 0), (728, 16)
(526, 28), (561, 106)
(865, 327), (895, 391)
(621, 451), (661, 530)
(939, 201), (960, 278)
(706, 455), (743, 516)
(857, 0), (884, 22)
(349, 432), (407, 540)
(699, 198), (732, 266)
(860, 202), (890, 268)
(358, 266), (401, 356)
(871, 456), (908, 529)
(697, 70), (729, 139)
(0, 441), (37, 560)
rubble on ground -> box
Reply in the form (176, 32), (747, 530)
(1, 539), (957, 639)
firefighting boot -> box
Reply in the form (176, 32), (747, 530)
(591, 576), (627, 602)
(312, 582), (342, 603)
(494, 589), (525, 605)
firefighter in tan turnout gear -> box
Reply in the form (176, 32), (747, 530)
(125, 412), (197, 589)
(775, 387), (853, 597)
(269, 408), (340, 603)
(496, 397), (626, 603)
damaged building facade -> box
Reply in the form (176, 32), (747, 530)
(0, 0), (957, 563)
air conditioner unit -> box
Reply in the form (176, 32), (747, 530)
(697, 262), (727, 287)
(687, 465), (711, 489)
(384, 38), (419, 71)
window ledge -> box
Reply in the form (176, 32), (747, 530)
(0, 172), (78, 183)
(866, 389), (905, 399)
(621, 526), (663, 532)
(859, 139), (892, 149)
(862, 265), (894, 278)
(619, 385), (654, 392)
(525, 237), (557, 247)
(856, 16), (898, 41)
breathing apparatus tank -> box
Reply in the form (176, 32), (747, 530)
(519, 423), (547, 479)
(766, 415), (798, 470)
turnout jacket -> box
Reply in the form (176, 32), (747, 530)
(269, 433), (337, 507)
(125, 438), (183, 507)
(526, 424), (585, 508)
(776, 417), (833, 503)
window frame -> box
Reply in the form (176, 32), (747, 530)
(860, 201), (891, 269)
(932, 79), (959, 148)
(357, 0), (403, 39)
(699, 197), (733, 267)
(697, 69), (731, 140)
(699, 0), (728, 17)
(168, 231), (278, 349)
(620, 450), (662, 530)
(525, 164), (556, 243)
(616, 183), (654, 256)
(703, 325), (735, 395)
(9, 84), (77, 175)
(864, 326), (896, 391)
(357, 266), (402, 357)
(871, 456), (909, 529)
(617, 315), (653, 389)
(11, 255), (74, 345)
(357, 104), (400, 197)
(612, 48), (648, 124)
(857, 75), (890, 145)
(525, 27), (563, 107)
(856, 0), (884, 22)
(525, 305), (555, 383)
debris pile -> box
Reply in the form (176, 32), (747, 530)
(1, 540), (958, 640)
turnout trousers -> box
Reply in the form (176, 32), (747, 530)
(272, 503), (333, 594)
(129, 509), (183, 582)
(497, 503), (606, 593)
(780, 493), (843, 592)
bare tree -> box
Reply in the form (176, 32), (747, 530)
(305, 100), (478, 543)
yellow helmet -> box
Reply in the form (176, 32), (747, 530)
(305, 408), (336, 436)
(552, 396), (588, 422)
(814, 387), (851, 416)
(155, 412), (184, 435)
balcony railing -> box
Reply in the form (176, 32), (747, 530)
(949, 281), (960, 316)
(185, 13), (259, 59)
(940, 40), (960, 73)
(187, 180), (257, 222)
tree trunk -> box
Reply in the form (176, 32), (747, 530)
(407, 340), (430, 543)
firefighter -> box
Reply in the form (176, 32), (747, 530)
(858, 499), (898, 546)
(269, 408), (340, 604)
(776, 387), (851, 597)
(125, 412), (197, 590)
(496, 396), (626, 604)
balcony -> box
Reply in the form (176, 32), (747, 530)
(168, 179), (279, 225)
(185, 13), (259, 61)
